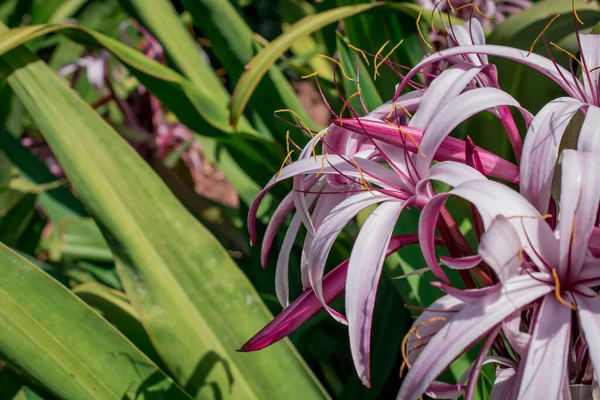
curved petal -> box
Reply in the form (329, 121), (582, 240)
(369, 90), (424, 120)
(395, 45), (579, 101)
(440, 254), (482, 270)
(409, 64), (487, 129)
(425, 382), (464, 399)
(577, 105), (600, 153)
(579, 35), (600, 104)
(336, 118), (520, 183)
(417, 161), (486, 197)
(432, 281), (501, 304)
(502, 311), (530, 357)
(448, 19), (488, 65)
(415, 87), (530, 178)
(519, 97), (585, 213)
(346, 201), (406, 386)
(308, 192), (389, 323)
(575, 289), (600, 383)
(517, 294), (571, 399)
(275, 212), (303, 307)
(239, 234), (421, 352)
(397, 273), (553, 400)
(490, 367), (517, 400)
(558, 150), (600, 281)
(478, 215), (522, 282)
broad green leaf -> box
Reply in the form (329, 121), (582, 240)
(73, 282), (164, 367)
(229, 2), (383, 128)
(58, 218), (112, 262)
(180, 0), (319, 140)
(0, 242), (187, 399)
(0, 193), (35, 247)
(0, 41), (327, 400)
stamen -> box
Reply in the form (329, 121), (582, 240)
(573, 0), (584, 25)
(552, 268), (577, 311)
(507, 213), (552, 220)
(518, 245), (528, 265)
(373, 41), (390, 79)
(275, 109), (313, 136)
(589, 65), (600, 73)
(318, 54), (354, 81)
(348, 44), (370, 66)
(446, 0), (455, 12)
(349, 156), (373, 192)
(276, 150), (294, 180)
(385, 103), (413, 119)
(316, 153), (329, 177)
(528, 14), (561, 56)
(375, 40), (404, 79)
(301, 71), (321, 79)
(339, 91), (361, 125)
(400, 317), (446, 375)
(286, 130), (291, 155)
(454, 3), (496, 19)
(311, 130), (333, 161)
(416, 10), (433, 50)
(550, 42), (583, 68)
(384, 120), (426, 157)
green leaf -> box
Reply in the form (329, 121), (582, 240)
(180, 0), (319, 140)
(0, 193), (36, 247)
(73, 282), (164, 367)
(229, 2), (383, 128)
(0, 38), (327, 400)
(58, 218), (112, 262)
(0, 242), (188, 399)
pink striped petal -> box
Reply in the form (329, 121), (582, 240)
(478, 215), (521, 282)
(395, 45), (579, 101)
(517, 294), (571, 399)
(579, 35), (600, 104)
(489, 367), (517, 400)
(239, 234), (421, 352)
(346, 201), (406, 386)
(439, 254), (482, 270)
(397, 273), (553, 400)
(425, 382), (465, 399)
(578, 105), (600, 153)
(336, 118), (520, 183)
(414, 87), (531, 178)
(575, 289), (600, 382)
(558, 150), (600, 282)
(431, 281), (501, 304)
(519, 97), (585, 213)
(448, 19), (488, 65)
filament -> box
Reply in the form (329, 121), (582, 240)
(318, 54), (354, 81)
(552, 269), (577, 311)
(528, 14), (561, 56)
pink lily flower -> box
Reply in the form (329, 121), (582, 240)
(395, 25), (600, 212)
(399, 149), (600, 400)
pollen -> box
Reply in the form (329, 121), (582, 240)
(385, 120), (426, 157)
(318, 54), (354, 81)
(339, 91), (361, 125)
(528, 14), (560, 56)
(550, 42), (583, 68)
(350, 156), (373, 193)
(416, 10), (433, 50)
(348, 44), (370, 66)
(276, 150), (294, 180)
(375, 40), (404, 79)
(552, 268), (577, 311)
(316, 153), (329, 177)
(301, 71), (321, 79)
(454, 3), (496, 20)
(385, 103), (413, 119)
(275, 109), (313, 136)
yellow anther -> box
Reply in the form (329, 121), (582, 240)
(528, 14), (561, 56)
(552, 268), (577, 311)
(446, 0), (456, 12)
(385, 121), (426, 157)
(573, 0), (584, 25)
(518, 245), (527, 265)
(275, 109), (313, 136)
(318, 54), (354, 81)
(385, 103), (413, 119)
(416, 10), (433, 50)
(316, 153), (329, 177)
(276, 150), (294, 180)
(350, 156), (372, 192)
(454, 3), (496, 19)
(375, 40), (404, 79)
(301, 71), (321, 79)
(507, 213), (552, 221)
(285, 130), (291, 155)
(589, 65), (600, 73)
(311, 130), (333, 162)
(373, 41), (390, 79)
(348, 44), (370, 66)
(550, 42), (583, 68)
(339, 91), (361, 125)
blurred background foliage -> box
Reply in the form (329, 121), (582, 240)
(0, 0), (597, 398)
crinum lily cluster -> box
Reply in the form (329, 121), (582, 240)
(242, 11), (600, 400)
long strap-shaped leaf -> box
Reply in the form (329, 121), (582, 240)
(229, 2), (382, 128)
(0, 36), (327, 400)
(0, 242), (188, 399)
